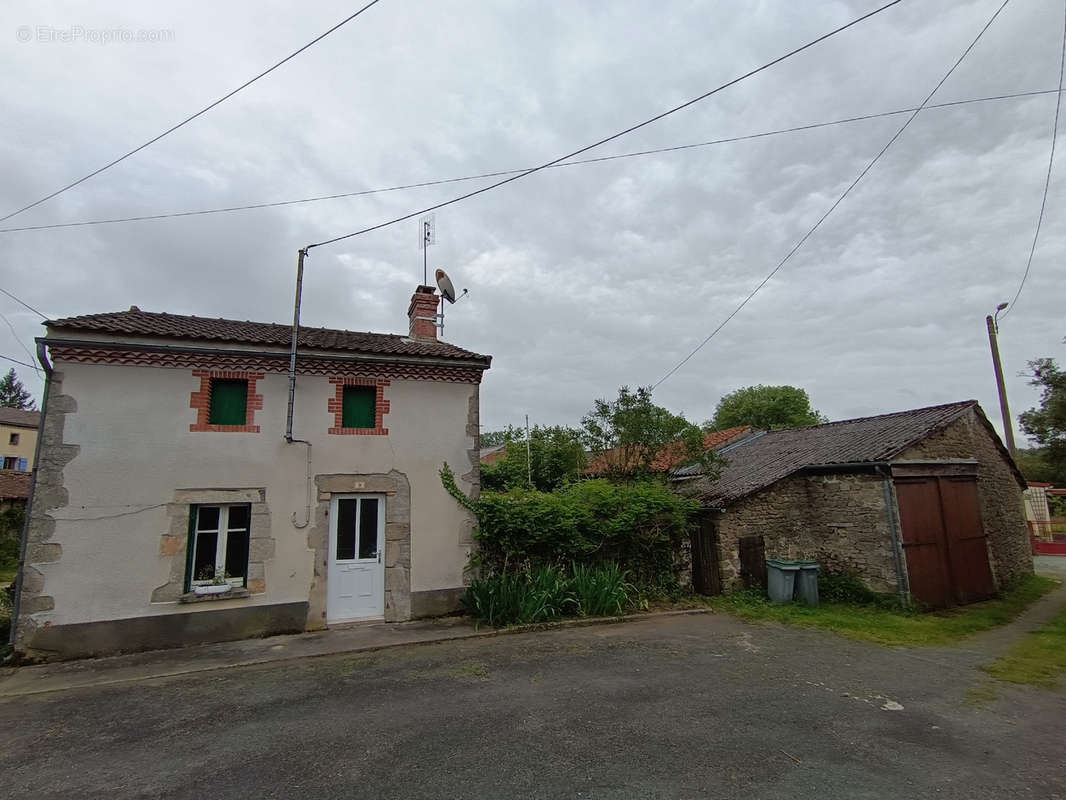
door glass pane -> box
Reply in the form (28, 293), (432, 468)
(228, 505), (250, 531)
(193, 531), (218, 581)
(225, 531), (249, 580)
(358, 499), (379, 559)
(336, 499), (357, 560)
(196, 506), (220, 532)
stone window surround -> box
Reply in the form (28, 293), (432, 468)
(327, 377), (390, 435)
(189, 370), (264, 433)
(151, 487), (274, 603)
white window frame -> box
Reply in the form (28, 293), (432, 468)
(189, 504), (250, 588)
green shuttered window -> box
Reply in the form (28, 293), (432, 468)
(342, 385), (376, 429)
(209, 379), (248, 426)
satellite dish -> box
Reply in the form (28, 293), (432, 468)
(436, 268), (457, 304)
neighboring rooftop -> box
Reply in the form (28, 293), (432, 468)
(677, 400), (1016, 505)
(0, 408), (40, 429)
(47, 309), (490, 364)
(0, 470), (31, 500)
(587, 426), (753, 476)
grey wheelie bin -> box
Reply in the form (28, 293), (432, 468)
(766, 559), (801, 604)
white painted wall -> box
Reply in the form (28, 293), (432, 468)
(37, 360), (478, 626)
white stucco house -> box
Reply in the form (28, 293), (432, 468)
(12, 285), (490, 660)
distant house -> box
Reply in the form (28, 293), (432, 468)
(0, 469), (31, 511)
(586, 426), (753, 476)
(675, 401), (1031, 608)
(14, 286), (491, 660)
(0, 408), (39, 472)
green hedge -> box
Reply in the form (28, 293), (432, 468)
(442, 465), (697, 585)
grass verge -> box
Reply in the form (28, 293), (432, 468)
(707, 574), (1058, 647)
(980, 602), (1066, 689)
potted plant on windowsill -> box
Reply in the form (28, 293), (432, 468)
(192, 567), (233, 596)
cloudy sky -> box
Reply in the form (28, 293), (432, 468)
(1, 0), (1063, 441)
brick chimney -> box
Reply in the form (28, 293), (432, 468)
(407, 285), (440, 341)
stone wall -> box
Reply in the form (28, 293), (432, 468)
(897, 409), (1032, 588)
(715, 471), (899, 593)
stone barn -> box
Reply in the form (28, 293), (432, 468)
(674, 401), (1032, 608)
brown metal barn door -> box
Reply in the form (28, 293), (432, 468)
(894, 477), (953, 609)
(938, 477), (995, 604)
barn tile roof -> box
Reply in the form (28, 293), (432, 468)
(46, 309), (490, 364)
(0, 408), (40, 428)
(677, 400), (1007, 505)
(0, 470), (31, 500)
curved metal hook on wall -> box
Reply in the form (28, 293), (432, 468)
(289, 438), (312, 529)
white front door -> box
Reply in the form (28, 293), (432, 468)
(327, 494), (385, 622)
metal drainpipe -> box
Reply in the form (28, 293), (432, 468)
(878, 464), (911, 608)
(9, 339), (53, 647)
(285, 247), (307, 443)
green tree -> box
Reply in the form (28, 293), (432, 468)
(1013, 447), (1066, 486)
(709, 384), (826, 431)
(1019, 357), (1066, 481)
(0, 369), (34, 410)
(481, 425), (587, 493)
(581, 386), (720, 481)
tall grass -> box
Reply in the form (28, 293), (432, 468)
(464, 563), (637, 627)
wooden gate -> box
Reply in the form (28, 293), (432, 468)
(894, 470), (995, 608)
(691, 511), (722, 596)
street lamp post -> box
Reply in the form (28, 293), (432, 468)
(985, 302), (1016, 454)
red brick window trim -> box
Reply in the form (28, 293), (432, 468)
(328, 377), (389, 435)
(190, 370), (264, 433)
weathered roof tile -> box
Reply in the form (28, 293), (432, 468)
(46, 309), (490, 364)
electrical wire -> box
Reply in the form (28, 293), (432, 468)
(0, 89), (1055, 236)
(0, 354), (39, 370)
(0, 313), (41, 378)
(1000, 1), (1065, 319)
(49, 503), (167, 522)
(0, 288), (47, 319)
(653, 0), (1012, 389)
(304, 0), (906, 250)
(0, 0), (385, 225)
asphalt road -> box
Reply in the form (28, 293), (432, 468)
(1, 612), (1063, 799)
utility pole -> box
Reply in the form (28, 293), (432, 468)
(525, 414), (532, 489)
(986, 303), (1016, 454)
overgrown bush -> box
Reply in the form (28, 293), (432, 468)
(463, 563), (638, 627)
(818, 572), (899, 608)
(0, 505), (24, 573)
(443, 465), (697, 586)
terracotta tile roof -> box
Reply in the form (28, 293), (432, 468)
(586, 426), (753, 476)
(480, 444), (508, 465)
(0, 470), (31, 500)
(47, 309), (490, 364)
(678, 400), (999, 505)
(0, 408), (39, 428)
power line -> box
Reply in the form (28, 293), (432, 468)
(1001, 1), (1065, 319)
(0, 313), (41, 378)
(0, 288), (47, 320)
(0, 89), (1055, 236)
(653, 0), (1012, 390)
(0, 353), (38, 370)
(305, 0), (906, 251)
(0, 0), (385, 225)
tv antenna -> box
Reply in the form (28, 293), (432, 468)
(434, 267), (468, 337)
(419, 213), (435, 285)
